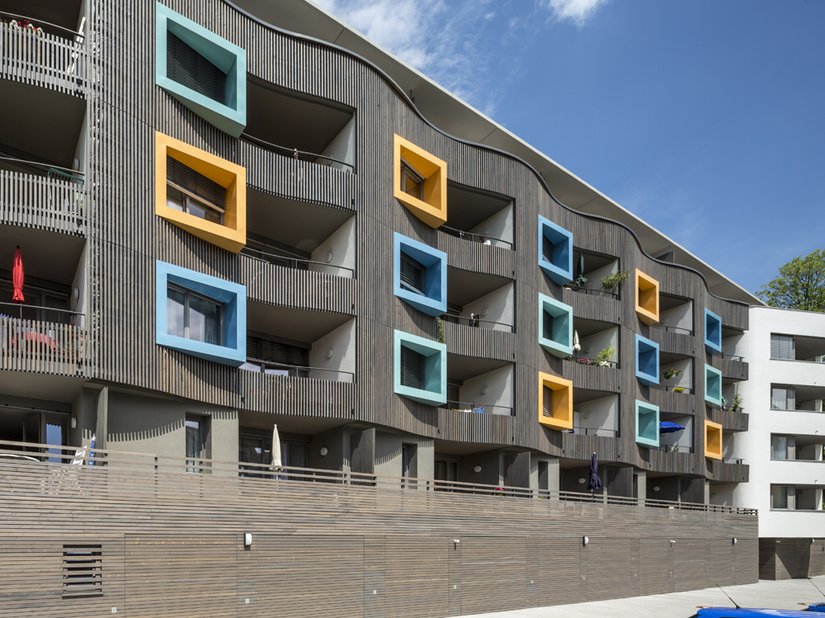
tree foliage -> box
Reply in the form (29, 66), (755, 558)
(757, 249), (825, 312)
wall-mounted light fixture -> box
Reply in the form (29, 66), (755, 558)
(577, 477), (586, 485)
(473, 465), (482, 473)
(582, 536), (589, 547)
(244, 532), (253, 548)
(326, 347), (335, 360)
(480, 385), (489, 396)
(652, 485), (661, 493)
(320, 447), (329, 457)
(669, 539), (676, 545)
(732, 537), (738, 545)
(70, 416), (77, 429)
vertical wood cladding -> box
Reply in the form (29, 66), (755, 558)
(78, 0), (750, 480)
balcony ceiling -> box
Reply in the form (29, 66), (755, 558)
(247, 301), (351, 343)
(447, 182), (510, 232)
(246, 79), (352, 157)
(572, 387), (616, 404)
(793, 335), (825, 361)
(0, 226), (83, 286)
(0, 81), (85, 169)
(0, 0), (83, 31)
(447, 268), (510, 307)
(247, 189), (351, 253)
(446, 353), (509, 382)
(573, 317), (615, 338)
(660, 292), (691, 310)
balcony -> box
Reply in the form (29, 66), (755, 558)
(655, 350), (693, 393)
(244, 77), (355, 172)
(443, 181), (513, 250)
(771, 384), (825, 413)
(445, 356), (513, 416)
(0, 82), (85, 231)
(0, 6), (87, 93)
(567, 248), (621, 299)
(571, 388), (618, 438)
(568, 318), (618, 367)
(656, 411), (694, 454)
(711, 353), (749, 382)
(445, 268), (513, 333)
(0, 226), (86, 374)
(770, 484), (824, 511)
(706, 408), (749, 432)
(771, 434), (825, 462)
(771, 332), (825, 363)
(706, 458), (749, 483)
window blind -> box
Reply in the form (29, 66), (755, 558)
(167, 32), (227, 103)
(542, 386), (553, 416)
(400, 252), (425, 295)
(400, 346), (426, 390)
(247, 336), (309, 367)
(770, 334), (795, 360)
(167, 157), (226, 208)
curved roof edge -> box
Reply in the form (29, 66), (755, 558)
(226, 0), (761, 307)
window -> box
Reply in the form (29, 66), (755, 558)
(771, 435), (792, 460)
(185, 414), (209, 463)
(538, 293), (573, 358)
(167, 284), (222, 345)
(704, 308), (722, 354)
(155, 132), (246, 253)
(704, 419), (723, 460)
(244, 335), (309, 377)
(402, 443), (418, 479)
(167, 31), (228, 104)
(537, 216), (573, 284)
(400, 346), (426, 390)
(634, 269), (660, 324)
(635, 335), (660, 386)
(167, 157), (226, 224)
(393, 134), (447, 228)
(393, 233), (447, 317)
(704, 364), (723, 408)
(393, 330), (446, 406)
(771, 385), (796, 410)
(771, 485), (790, 509)
(537, 372), (573, 431)
(771, 334), (795, 360)
(635, 401), (660, 448)
(155, 3), (246, 136)
(400, 161), (424, 200)
(155, 261), (246, 366)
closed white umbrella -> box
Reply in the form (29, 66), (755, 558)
(572, 330), (581, 353)
(270, 424), (282, 469)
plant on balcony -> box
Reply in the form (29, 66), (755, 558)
(8, 19), (44, 34)
(593, 345), (615, 367)
(663, 368), (681, 380)
(436, 317), (444, 343)
(601, 271), (629, 292)
(672, 386), (687, 393)
(731, 394), (743, 413)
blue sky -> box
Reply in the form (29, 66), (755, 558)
(314, 0), (825, 294)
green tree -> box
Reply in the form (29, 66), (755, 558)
(757, 249), (825, 312)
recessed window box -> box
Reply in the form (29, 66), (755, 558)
(704, 419), (723, 460)
(635, 335), (660, 385)
(538, 215), (573, 285)
(635, 400), (660, 448)
(393, 232), (447, 316)
(393, 330), (446, 406)
(635, 269), (660, 324)
(704, 364), (723, 408)
(538, 372), (573, 431)
(704, 308), (723, 354)
(393, 134), (447, 228)
(538, 293), (573, 358)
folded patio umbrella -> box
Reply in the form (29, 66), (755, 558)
(588, 452), (602, 493)
(270, 424), (282, 469)
(659, 421), (686, 433)
(12, 246), (24, 303)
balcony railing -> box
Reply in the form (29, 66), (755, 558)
(0, 11), (85, 41)
(441, 312), (513, 333)
(565, 354), (618, 368)
(241, 245), (355, 278)
(564, 283), (619, 299)
(0, 19), (86, 89)
(241, 133), (354, 172)
(0, 168), (84, 232)
(0, 439), (758, 516)
(440, 225), (513, 250)
(650, 323), (693, 336)
(657, 444), (694, 454)
(0, 302), (83, 326)
(441, 400), (513, 416)
(241, 357), (355, 383)
(0, 316), (83, 373)
(571, 426), (618, 437)
(651, 384), (693, 394)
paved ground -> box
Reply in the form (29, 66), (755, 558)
(461, 575), (825, 617)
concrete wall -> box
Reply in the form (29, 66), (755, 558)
(309, 215), (356, 277)
(374, 430), (434, 481)
(468, 202), (513, 248)
(309, 318), (356, 381)
(319, 115), (356, 170)
(661, 299), (693, 331)
(462, 282), (514, 331)
(578, 326), (618, 363)
(661, 357), (692, 390)
(458, 365), (513, 415)
(574, 394), (619, 436)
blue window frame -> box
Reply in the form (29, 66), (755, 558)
(635, 335), (660, 385)
(704, 308), (723, 354)
(538, 215), (573, 284)
(156, 261), (246, 366)
(393, 232), (447, 317)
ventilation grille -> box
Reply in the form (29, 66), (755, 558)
(62, 544), (102, 598)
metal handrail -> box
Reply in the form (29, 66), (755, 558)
(242, 357), (355, 382)
(241, 133), (354, 172)
(650, 323), (694, 336)
(0, 438), (758, 515)
(241, 245), (355, 277)
(0, 155), (85, 182)
(441, 312), (513, 332)
(0, 10), (85, 41)
(440, 225), (513, 249)
(651, 384), (693, 394)
(565, 283), (619, 299)
(571, 426), (618, 437)
(0, 302), (83, 326)
(441, 400), (513, 416)
(657, 444), (693, 454)
(721, 353), (745, 361)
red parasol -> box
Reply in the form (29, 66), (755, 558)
(12, 245), (24, 303)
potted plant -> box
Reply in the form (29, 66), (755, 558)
(601, 271), (629, 292)
(672, 386), (687, 394)
(593, 345), (615, 367)
(731, 394), (743, 412)
(663, 368), (680, 380)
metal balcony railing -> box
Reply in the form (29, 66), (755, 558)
(0, 11), (85, 41)
(241, 133), (354, 172)
(440, 225), (513, 249)
(564, 283), (619, 299)
(441, 312), (513, 332)
(241, 245), (355, 278)
(650, 323), (694, 336)
(241, 357), (355, 383)
(441, 400), (513, 416)
(0, 316), (84, 373)
(565, 354), (618, 368)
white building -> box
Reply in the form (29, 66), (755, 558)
(734, 306), (825, 579)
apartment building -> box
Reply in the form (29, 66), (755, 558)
(0, 0), (765, 614)
(734, 307), (825, 579)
